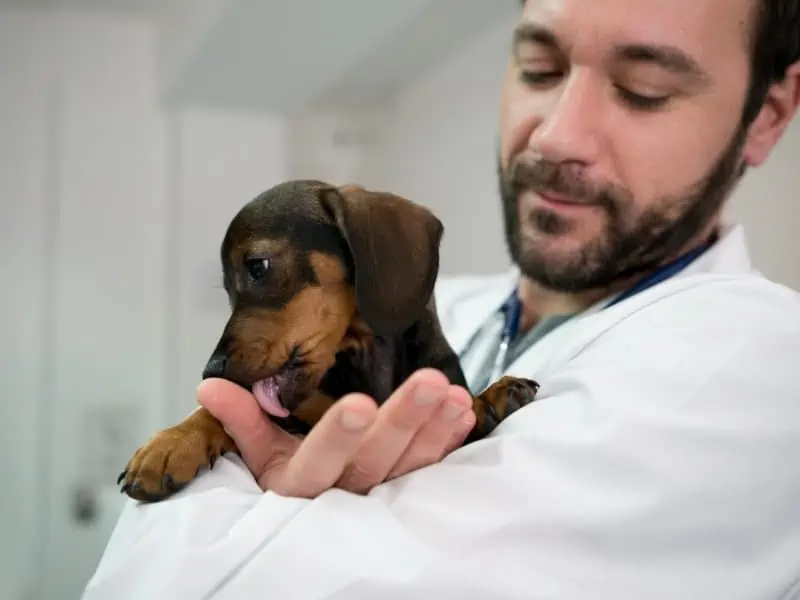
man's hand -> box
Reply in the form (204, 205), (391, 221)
(196, 369), (476, 498)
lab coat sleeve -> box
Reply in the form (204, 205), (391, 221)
(82, 282), (800, 600)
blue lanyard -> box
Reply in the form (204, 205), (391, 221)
(489, 241), (711, 381)
(605, 242), (711, 309)
(489, 291), (523, 383)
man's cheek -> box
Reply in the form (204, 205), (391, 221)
(626, 138), (699, 198)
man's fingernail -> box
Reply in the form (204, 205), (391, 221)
(340, 410), (370, 431)
(442, 401), (467, 421)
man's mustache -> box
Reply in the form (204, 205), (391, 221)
(508, 158), (615, 208)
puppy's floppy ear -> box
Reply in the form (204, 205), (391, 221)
(319, 184), (444, 337)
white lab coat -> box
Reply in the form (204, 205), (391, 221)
(82, 223), (800, 600)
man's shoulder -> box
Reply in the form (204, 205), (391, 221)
(565, 272), (800, 391)
(630, 271), (800, 334)
(509, 271), (800, 393)
(519, 273), (800, 428)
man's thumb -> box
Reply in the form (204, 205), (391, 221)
(196, 378), (280, 469)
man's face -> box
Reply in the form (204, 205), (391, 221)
(498, 0), (759, 292)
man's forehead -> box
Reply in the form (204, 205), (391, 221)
(518, 0), (754, 60)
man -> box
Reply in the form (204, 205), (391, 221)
(83, 0), (800, 598)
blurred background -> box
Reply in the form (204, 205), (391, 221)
(1, 1), (797, 598)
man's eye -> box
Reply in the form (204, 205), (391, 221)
(615, 86), (670, 110)
(519, 67), (671, 111)
(519, 70), (562, 85)
(246, 257), (270, 281)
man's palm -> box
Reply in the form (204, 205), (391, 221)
(197, 370), (475, 498)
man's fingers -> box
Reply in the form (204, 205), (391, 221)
(336, 369), (451, 493)
(445, 406), (477, 453)
(276, 394), (377, 498)
(197, 373), (478, 499)
(197, 378), (297, 478)
(386, 384), (475, 480)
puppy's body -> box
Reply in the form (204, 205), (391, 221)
(119, 180), (539, 502)
(308, 296), (467, 424)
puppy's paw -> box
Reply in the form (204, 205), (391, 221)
(118, 411), (236, 502)
(466, 376), (540, 443)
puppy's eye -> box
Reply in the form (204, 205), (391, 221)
(245, 257), (270, 281)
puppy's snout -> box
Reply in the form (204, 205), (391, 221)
(202, 351), (228, 380)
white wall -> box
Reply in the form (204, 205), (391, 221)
(360, 16), (516, 277)
(1, 6), (798, 600)
(361, 15), (800, 290)
(0, 10), (54, 600)
(0, 8), (286, 600)
(286, 108), (389, 188)
(727, 132), (800, 290)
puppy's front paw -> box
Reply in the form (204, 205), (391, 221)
(466, 376), (540, 443)
(118, 410), (236, 502)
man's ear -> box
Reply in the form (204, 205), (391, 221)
(744, 61), (800, 167)
(319, 184), (444, 337)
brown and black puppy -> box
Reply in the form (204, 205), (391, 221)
(119, 180), (539, 502)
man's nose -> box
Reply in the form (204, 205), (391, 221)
(530, 69), (604, 165)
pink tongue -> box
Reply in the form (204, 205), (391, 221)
(252, 378), (289, 418)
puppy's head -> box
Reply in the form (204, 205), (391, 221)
(202, 179), (443, 420)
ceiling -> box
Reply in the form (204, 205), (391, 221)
(0, 0), (519, 113)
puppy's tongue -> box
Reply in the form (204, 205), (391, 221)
(252, 377), (289, 418)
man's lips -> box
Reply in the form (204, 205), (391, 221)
(252, 377), (289, 418)
(536, 191), (595, 209)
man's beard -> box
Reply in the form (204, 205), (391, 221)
(497, 124), (748, 293)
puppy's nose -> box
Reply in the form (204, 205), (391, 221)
(202, 354), (227, 380)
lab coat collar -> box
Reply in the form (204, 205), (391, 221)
(593, 221), (754, 311)
(678, 222), (754, 276)
(445, 267), (519, 355)
(446, 221), (753, 356)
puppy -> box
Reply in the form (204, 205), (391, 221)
(119, 180), (539, 501)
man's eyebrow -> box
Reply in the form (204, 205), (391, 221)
(512, 23), (560, 52)
(512, 25), (711, 84)
(614, 44), (710, 82)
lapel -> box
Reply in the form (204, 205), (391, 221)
(499, 222), (756, 380)
(445, 268), (519, 356)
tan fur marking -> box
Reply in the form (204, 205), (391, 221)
(309, 250), (348, 286)
(293, 391), (336, 426)
(339, 316), (373, 352)
(469, 376), (540, 440)
(228, 284), (356, 383)
(120, 407), (236, 501)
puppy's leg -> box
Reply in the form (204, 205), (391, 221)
(464, 376), (540, 444)
(118, 407), (237, 502)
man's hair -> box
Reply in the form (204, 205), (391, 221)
(518, 0), (800, 127)
(743, 1), (800, 125)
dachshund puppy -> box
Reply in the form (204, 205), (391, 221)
(119, 180), (540, 502)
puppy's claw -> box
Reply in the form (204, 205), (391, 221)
(118, 415), (235, 503)
(162, 474), (185, 494)
(466, 375), (540, 443)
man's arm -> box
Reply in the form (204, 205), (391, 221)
(82, 287), (800, 600)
